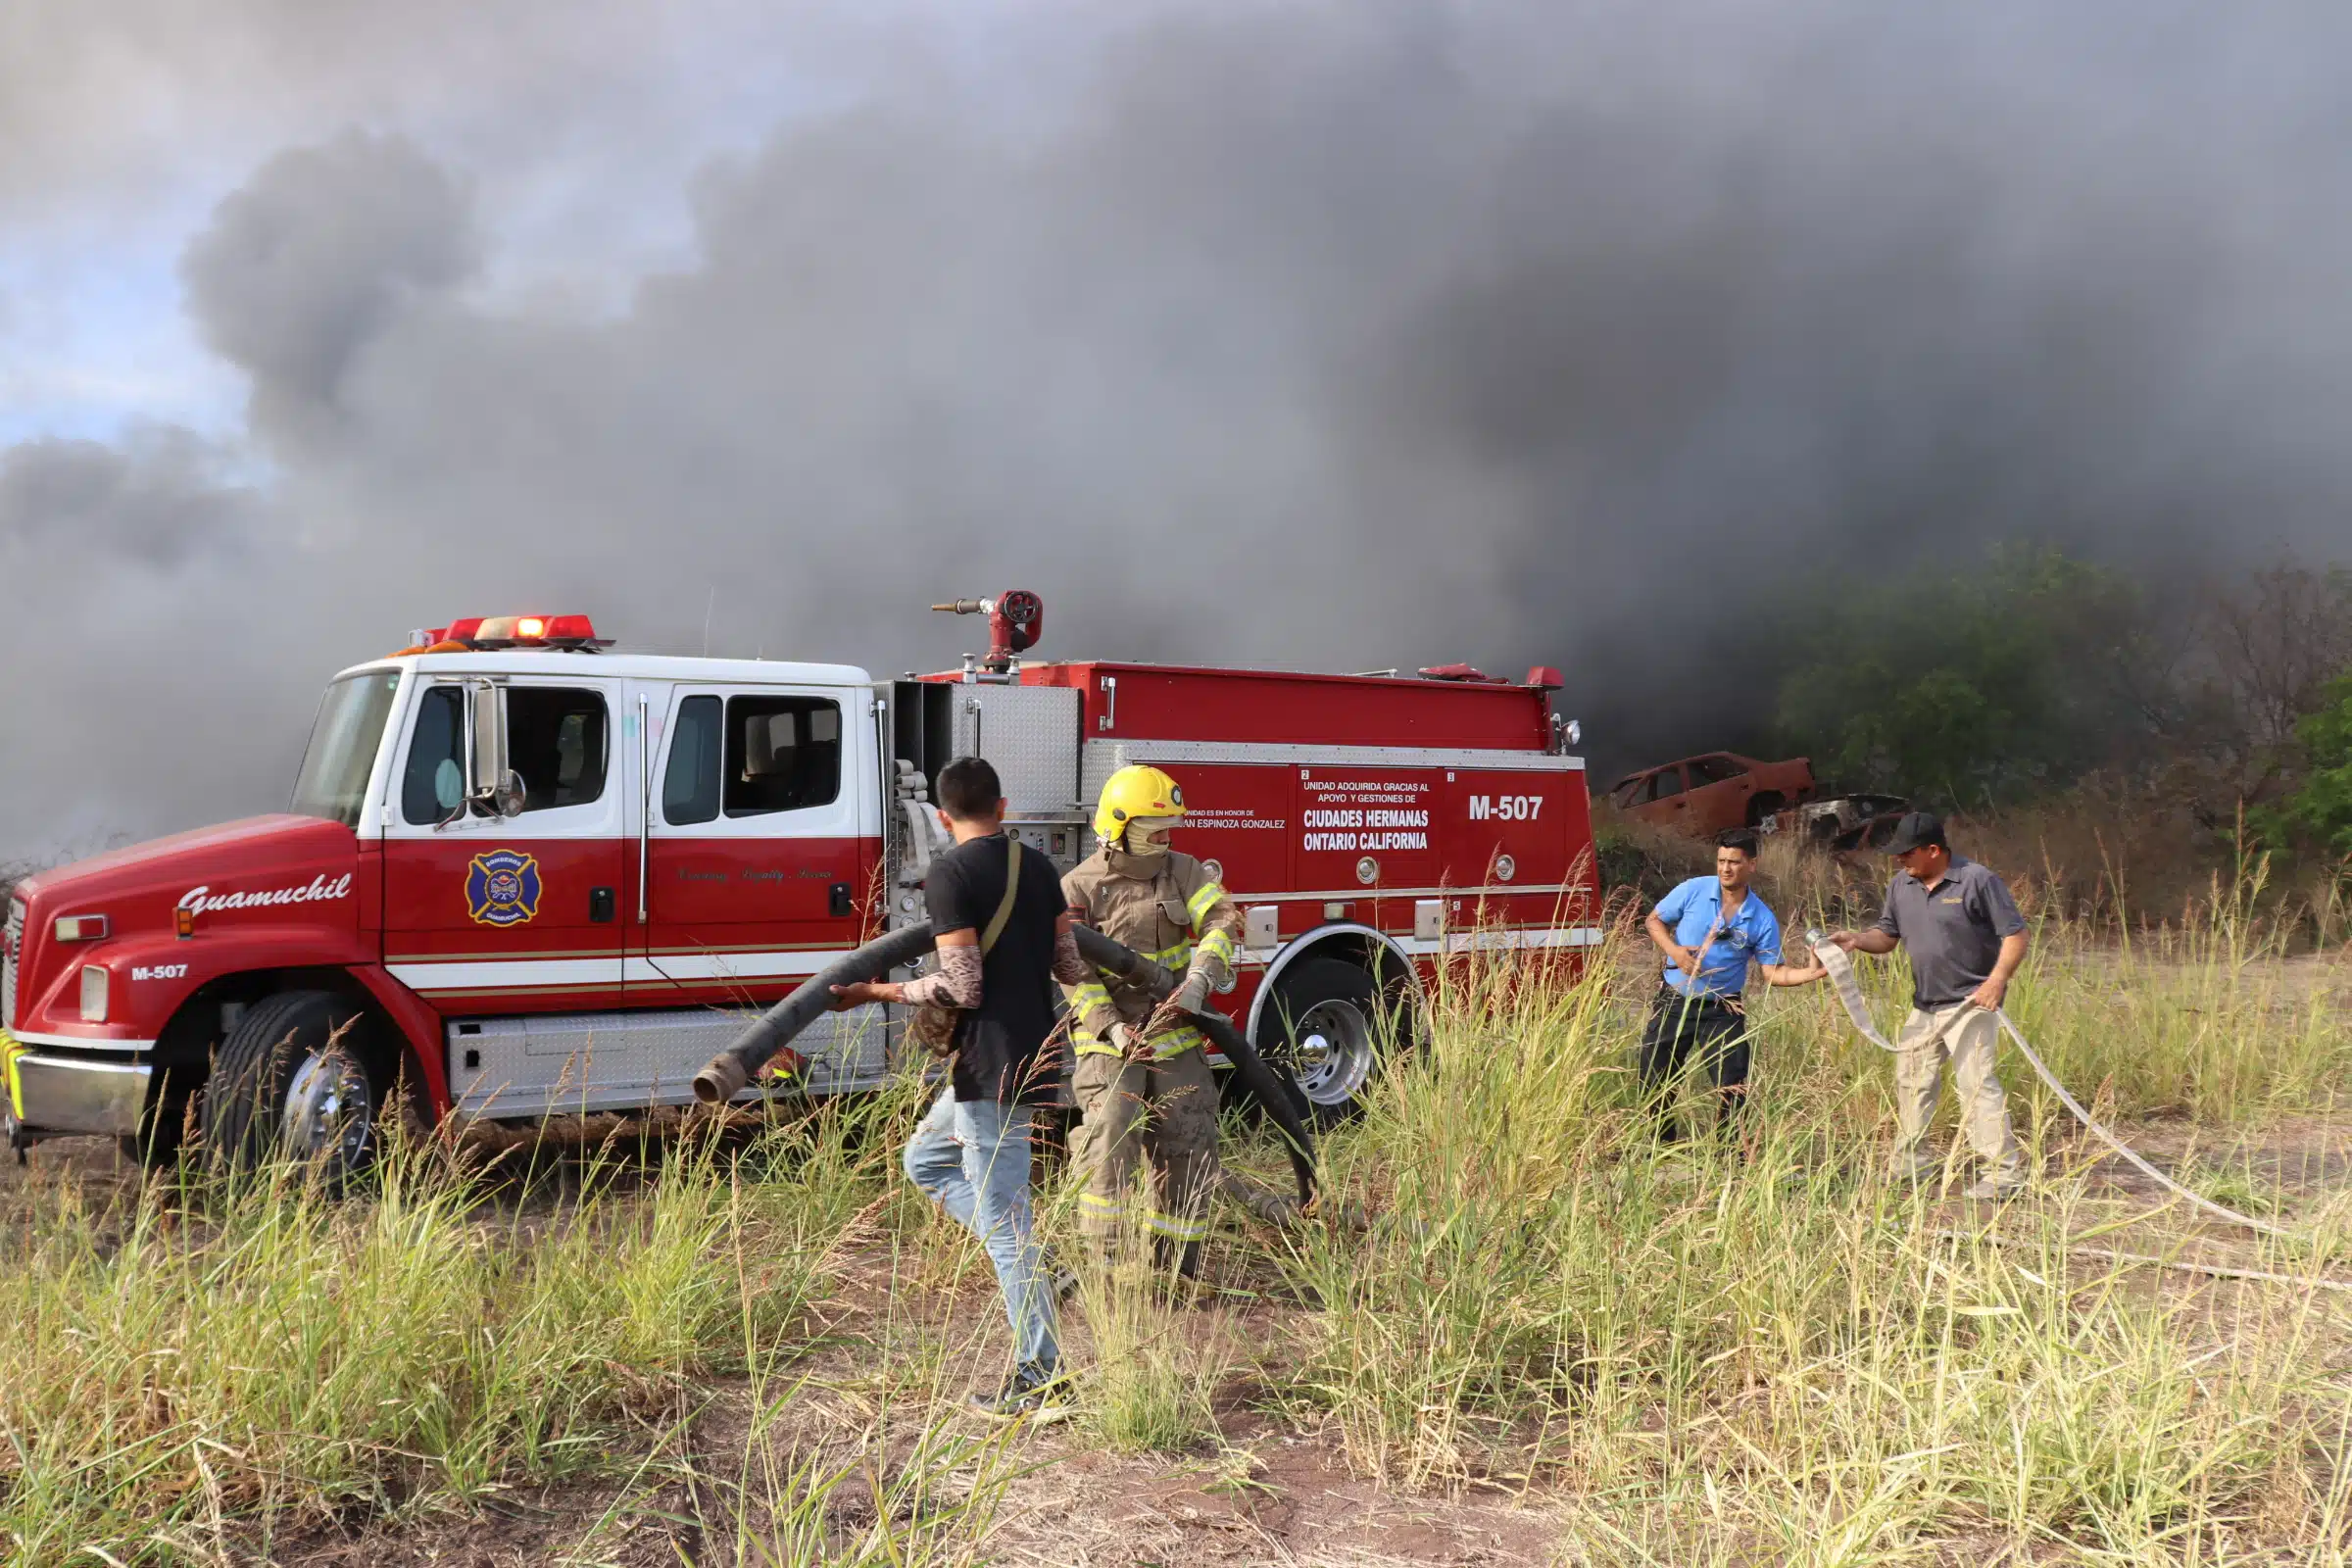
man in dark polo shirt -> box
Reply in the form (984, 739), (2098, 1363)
(1829, 811), (2030, 1198)
(830, 756), (1087, 1416)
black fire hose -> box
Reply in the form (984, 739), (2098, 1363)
(1070, 925), (1318, 1210)
(691, 923), (941, 1104)
(691, 920), (1317, 1209)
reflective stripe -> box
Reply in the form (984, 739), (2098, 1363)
(1185, 881), (1226, 926)
(1151, 1028), (1203, 1058)
(1143, 1210), (1209, 1242)
(1196, 928), (1236, 966)
(1146, 940), (1193, 968)
(1067, 982), (1112, 1007)
(1079, 1193), (1124, 1216)
(1076, 1029), (1201, 1058)
(1, 1031), (24, 1119)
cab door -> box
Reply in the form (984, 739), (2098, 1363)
(634, 681), (877, 1007)
(381, 674), (628, 1014)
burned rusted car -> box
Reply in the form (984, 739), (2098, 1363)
(1785, 793), (1912, 851)
(1606, 753), (1816, 837)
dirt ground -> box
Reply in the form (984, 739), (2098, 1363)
(10, 1108), (2349, 1568)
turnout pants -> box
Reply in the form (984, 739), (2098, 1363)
(1889, 1003), (2027, 1188)
(1638, 987), (1750, 1142)
(1071, 1047), (1219, 1274)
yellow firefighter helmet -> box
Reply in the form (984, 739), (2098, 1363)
(1094, 763), (1186, 843)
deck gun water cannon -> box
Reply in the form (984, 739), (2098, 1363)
(933, 590), (1044, 677)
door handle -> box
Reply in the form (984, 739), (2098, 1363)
(829, 882), (855, 918)
(589, 886), (616, 923)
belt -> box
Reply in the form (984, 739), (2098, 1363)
(1655, 985), (1743, 1013)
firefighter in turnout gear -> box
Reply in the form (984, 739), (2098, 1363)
(1062, 765), (1246, 1276)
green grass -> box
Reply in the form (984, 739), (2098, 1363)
(1071, 1247), (1227, 1456)
(1, 886), (2347, 1564)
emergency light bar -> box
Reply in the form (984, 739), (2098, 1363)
(413, 613), (611, 652)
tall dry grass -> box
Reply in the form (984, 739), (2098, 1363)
(1254, 889), (2352, 1560)
(0, 1082), (1035, 1565)
(2, 866), (2347, 1564)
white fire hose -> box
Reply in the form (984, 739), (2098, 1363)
(1808, 935), (2294, 1239)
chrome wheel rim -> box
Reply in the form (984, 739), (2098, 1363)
(1289, 998), (1375, 1107)
(284, 1049), (373, 1169)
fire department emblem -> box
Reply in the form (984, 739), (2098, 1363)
(466, 850), (543, 928)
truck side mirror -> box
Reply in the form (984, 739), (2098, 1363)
(466, 679), (523, 815)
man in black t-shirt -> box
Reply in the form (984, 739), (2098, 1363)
(830, 756), (1086, 1416)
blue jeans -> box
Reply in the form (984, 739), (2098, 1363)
(902, 1087), (1057, 1368)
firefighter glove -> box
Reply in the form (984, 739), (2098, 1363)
(1172, 963), (1215, 1016)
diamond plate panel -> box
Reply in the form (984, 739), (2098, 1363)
(946, 685), (1082, 817)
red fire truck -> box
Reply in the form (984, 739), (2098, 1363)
(0, 597), (1597, 1175)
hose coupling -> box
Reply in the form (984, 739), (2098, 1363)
(692, 1054), (753, 1105)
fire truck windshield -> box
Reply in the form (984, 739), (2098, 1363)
(290, 670), (402, 828)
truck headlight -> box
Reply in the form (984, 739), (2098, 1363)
(79, 965), (109, 1023)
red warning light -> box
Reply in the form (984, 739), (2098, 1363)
(429, 613), (605, 651)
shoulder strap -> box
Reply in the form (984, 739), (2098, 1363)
(979, 837), (1024, 956)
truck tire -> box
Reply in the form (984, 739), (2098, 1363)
(119, 1062), (201, 1170)
(1254, 957), (1396, 1128)
(200, 990), (384, 1185)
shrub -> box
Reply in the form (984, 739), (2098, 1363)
(2264, 668), (2352, 858)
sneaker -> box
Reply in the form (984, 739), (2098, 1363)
(969, 1361), (1071, 1420)
(1964, 1177), (2025, 1201)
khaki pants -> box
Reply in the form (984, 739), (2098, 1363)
(1071, 1048), (1219, 1272)
(1891, 1004), (2026, 1186)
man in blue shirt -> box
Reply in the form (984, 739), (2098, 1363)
(1640, 830), (1827, 1143)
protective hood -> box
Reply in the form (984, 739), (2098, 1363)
(1106, 816), (1175, 876)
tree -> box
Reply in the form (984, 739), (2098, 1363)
(2262, 671), (2352, 858)
(2181, 565), (2352, 808)
(1773, 546), (2166, 807)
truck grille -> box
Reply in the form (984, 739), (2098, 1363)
(2, 898), (22, 1033)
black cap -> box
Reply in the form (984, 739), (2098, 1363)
(1883, 810), (1947, 856)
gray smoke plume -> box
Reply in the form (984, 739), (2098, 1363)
(6, 0), (2352, 858)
